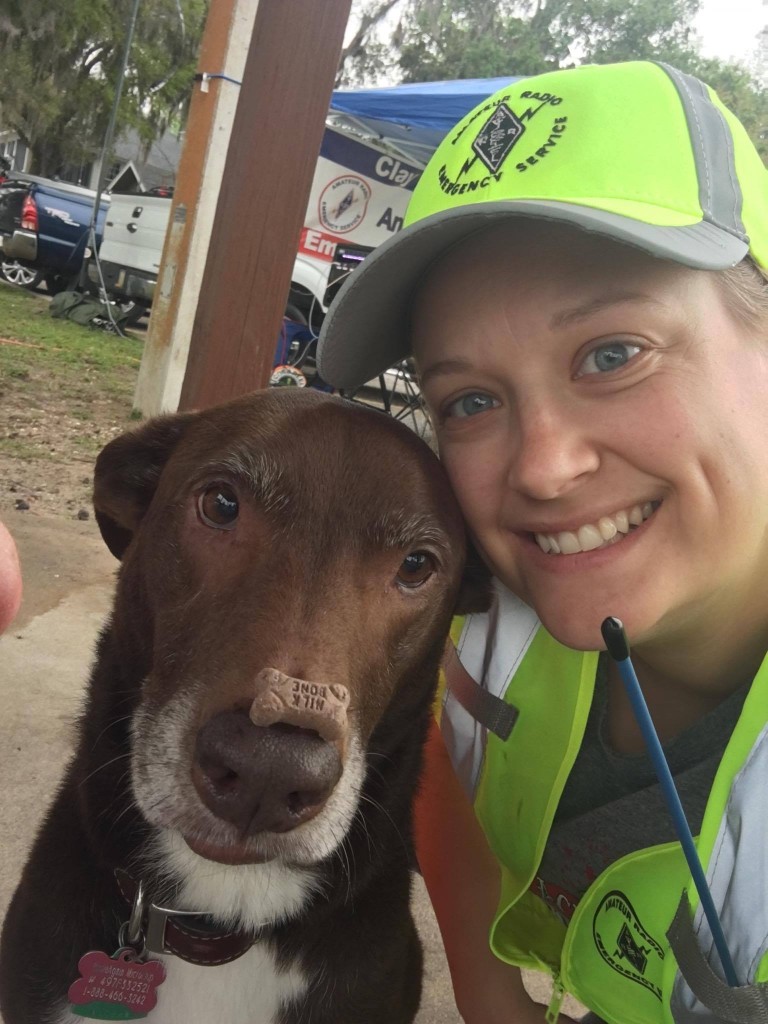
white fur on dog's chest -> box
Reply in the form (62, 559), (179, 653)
(51, 941), (308, 1024)
(154, 942), (308, 1024)
(50, 836), (315, 1024)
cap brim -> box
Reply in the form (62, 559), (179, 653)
(317, 200), (749, 390)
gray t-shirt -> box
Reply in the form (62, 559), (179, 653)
(532, 655), (748, 924)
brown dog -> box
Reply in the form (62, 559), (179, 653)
(0, 389), (489, 1024)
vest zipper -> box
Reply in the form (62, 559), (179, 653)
(545, 970), (565, 1023)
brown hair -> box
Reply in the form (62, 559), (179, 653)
(717, 258), (768, 331)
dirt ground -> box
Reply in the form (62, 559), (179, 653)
(0, 342), (138, 523)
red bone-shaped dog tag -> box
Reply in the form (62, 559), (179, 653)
(68, 948), (166, 1019)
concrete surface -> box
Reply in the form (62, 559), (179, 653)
(0, 512), (574, 1022)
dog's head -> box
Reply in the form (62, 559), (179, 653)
(94, 389), (489, 870)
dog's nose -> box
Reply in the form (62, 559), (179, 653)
(193, 710), (343, 834)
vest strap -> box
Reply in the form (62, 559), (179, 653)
(668, 892), (768, 1023)
(445, 643), (519, 740)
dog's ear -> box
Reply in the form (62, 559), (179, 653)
(93, 413), (195, 560)
(454, 537), (494, 615)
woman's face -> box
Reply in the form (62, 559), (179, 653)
(413, 222), (768, 653)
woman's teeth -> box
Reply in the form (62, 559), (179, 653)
(534, 502), (657, 555)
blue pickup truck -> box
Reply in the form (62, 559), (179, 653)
(0, 175), (108, 292)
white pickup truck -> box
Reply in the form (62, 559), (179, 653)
(88, 123), (424, 334)
(85, 191), (170, 323)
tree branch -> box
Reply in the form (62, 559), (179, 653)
(339, 0), (403, 68)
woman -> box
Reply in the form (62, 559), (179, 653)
(317, 61), (768, 1023)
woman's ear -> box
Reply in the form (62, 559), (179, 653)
(454, 537), (493, 615)
(93, 413), (195, 560)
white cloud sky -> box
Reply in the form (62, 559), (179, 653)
(694, 0), (766, 63)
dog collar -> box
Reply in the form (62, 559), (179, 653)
(115, 869), (257, 966)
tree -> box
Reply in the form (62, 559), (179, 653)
(0, 0), (208, 178)
(397, 0), (563, 81)
(548, 0), (701, 66)
(337, 0), (404, 86)
(396, 0), (704, 81)
(687, 56), (768, 160)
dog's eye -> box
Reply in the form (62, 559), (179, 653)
(396, 552), (435, 589)
(198, 484), (239, 530)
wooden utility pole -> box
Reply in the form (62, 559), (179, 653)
(133, 0), (259, 416)
(178, 0), (352, 411)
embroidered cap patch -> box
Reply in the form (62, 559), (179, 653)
(472, 104), (526, 173)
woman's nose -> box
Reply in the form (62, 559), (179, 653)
(509, 401), (600, 500)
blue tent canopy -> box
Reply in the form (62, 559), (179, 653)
(329, 77), (519, 165)
(330, 77), (518, 132)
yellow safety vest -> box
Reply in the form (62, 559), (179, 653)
(439, 582), (768, 1024)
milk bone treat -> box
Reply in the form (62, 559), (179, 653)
(249, 667), (351, 743)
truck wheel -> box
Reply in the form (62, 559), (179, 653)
(0, 259), (44, 290)
(285, 302), (307, 325)
(44, 273), (73, 296)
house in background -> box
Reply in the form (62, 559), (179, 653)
(0, 125), (182, 192)
(86, 128), (183, 192)
(0, 129), (30, 175)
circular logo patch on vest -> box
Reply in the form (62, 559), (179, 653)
(318, 175), (372, 234)
(592, 890), (665, 1000)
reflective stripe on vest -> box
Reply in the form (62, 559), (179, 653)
(668, 893), (768, 1023)
(440, 582), (768, 1024)
(442, 580), (539, 799)
(669, 712), (768, 1022)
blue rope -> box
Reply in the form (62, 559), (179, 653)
(198, 72), (242, 86)
(600, 617), (739, 988)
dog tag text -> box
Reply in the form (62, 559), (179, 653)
(68, 948), (166, 1020)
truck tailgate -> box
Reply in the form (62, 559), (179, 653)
(99, 195), (171, 276)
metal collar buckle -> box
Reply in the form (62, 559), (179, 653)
(144, 901), (214, 956)
(115, 869), (256, 967)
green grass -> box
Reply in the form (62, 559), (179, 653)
(0, 280), (145, 481)
(2, 439), (52, 461)
(0, 281), (142, 398)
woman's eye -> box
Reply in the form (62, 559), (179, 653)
(577, 340), (642, 376)
(396, 551), (436, 589)
(198, 484), (239, 529)
(444, 392), (499, 419)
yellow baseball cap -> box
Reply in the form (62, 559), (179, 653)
(318, 61), (768, 389)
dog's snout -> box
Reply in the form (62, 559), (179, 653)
(193, 710), (343, 834)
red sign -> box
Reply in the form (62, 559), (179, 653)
(298, 227), (347, 263)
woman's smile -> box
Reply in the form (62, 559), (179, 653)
(529, 499), (660, 555)
(515, 499), (662, 581)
